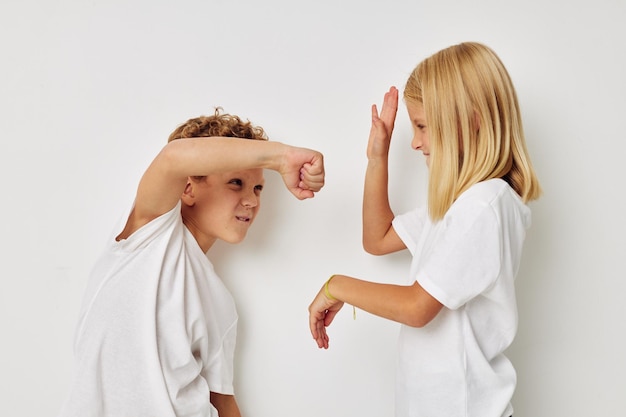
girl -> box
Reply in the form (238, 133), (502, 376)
(308, 42), (541, 417)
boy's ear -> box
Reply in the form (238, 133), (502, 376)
(181, 179), (195, 207)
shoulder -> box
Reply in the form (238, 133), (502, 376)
(459, 178), (510, 202)
(445, 180), (502, 221)
(116, 201), (183, 244)
(448, 179), (530, 229)
(455, 179), (526, 210)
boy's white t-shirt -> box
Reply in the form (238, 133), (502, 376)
(392, 179), (531, 417)
(59, 202), (237, 417)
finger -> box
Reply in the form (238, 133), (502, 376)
(323, 309), (339, 327)
(293, 187), (314, 200)
(299, 166), (325, 192)
(298, 183), (321, 195)
(379, 87), (398, 126)
(303, 157), (325, 179)
(309, 307), (326, 338)
(299, 176), (324, 192)
(371, 104), (380, 123)
(310, 316), (329, 349)
(317, 320), (329, 349)
(380, 88), (398, 114)
(309, 315), (320, 339)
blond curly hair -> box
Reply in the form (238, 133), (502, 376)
(168, 107), (268, 142)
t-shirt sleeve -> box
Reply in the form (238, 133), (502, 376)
(392, 207), (428, 256)
(202, 320), (237, 395)
(418, 198), (502, 310)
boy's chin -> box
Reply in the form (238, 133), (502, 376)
(222, 233), (248, 245)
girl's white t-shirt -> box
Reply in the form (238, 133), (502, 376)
(392, 179), (531, 417)
(59, 202), (237, 417)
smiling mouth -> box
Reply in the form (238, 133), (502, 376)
(236, 216), (251, 222)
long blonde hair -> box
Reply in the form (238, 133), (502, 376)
(404, 42), (542, 221)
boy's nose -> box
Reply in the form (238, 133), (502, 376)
(241, 192), (259, 208)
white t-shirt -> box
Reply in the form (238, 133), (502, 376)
(392, 179), (531, 417)
(59, 202), (238, 417)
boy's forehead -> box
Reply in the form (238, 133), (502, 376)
(215, 168), (265, 182)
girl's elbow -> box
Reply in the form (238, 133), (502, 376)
(402, 315), (431, 328)
(362, 238), (392, 256)
(401, 300), (442, 328)
(363, 242), (385, 256)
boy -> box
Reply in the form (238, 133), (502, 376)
(60, 109), (325, 417)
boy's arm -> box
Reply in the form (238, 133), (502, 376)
(119, 138), (324, 239)
(362, 87), (406, 255)
(210, 392), (242, 417)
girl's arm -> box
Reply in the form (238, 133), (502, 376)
(309, 274), (443, 349)
(362, 87), (406, 255)
(118, 138), (324, 239)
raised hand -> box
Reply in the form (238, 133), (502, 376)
(367, 86), (399, 160)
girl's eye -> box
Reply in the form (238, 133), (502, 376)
(417, 124), (426, 131)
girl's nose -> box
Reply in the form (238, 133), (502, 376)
(411, 133), (422, 150)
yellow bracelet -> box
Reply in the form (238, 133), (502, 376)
(324, 275), (337, 300)
(325, 275), (356, 320)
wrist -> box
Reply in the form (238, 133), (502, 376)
(366, 157), (389, 172)
(324, 275), (337, 300)
(266, 140), (288, 171)
(324, 274), (357, 320)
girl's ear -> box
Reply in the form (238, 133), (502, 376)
(181, 179), (195, 207)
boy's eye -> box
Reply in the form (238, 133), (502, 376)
(229, 179), (243, 186)
(255, 185), (264, 192)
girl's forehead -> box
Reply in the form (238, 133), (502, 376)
(406, 101), (426, 119)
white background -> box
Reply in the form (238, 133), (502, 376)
(1, 0), (625, 416)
